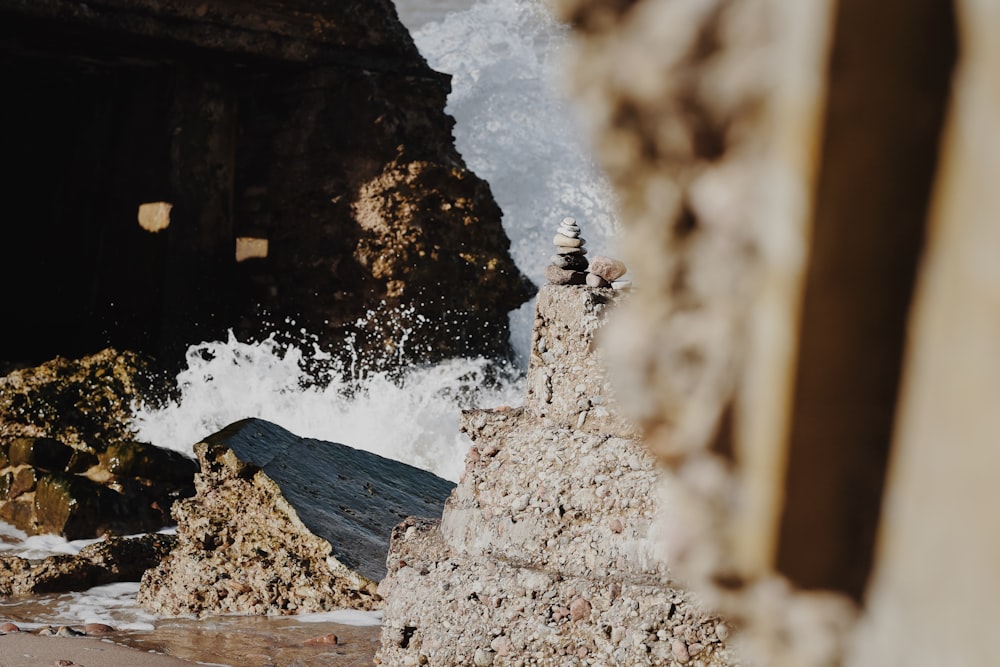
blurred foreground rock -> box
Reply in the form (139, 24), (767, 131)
(139, 418), (455, 617)
(376, 285), (734, 666)
(552, 0), (1000, 665)
(0, 350), (196, 539)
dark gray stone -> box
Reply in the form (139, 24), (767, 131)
(202, 418), (455, 581)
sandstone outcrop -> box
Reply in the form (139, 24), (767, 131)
(139, 418), (455, 617)
(376, 285), (734, 666)
(0, 350), (196, 539)
(0, 0), (533, 370)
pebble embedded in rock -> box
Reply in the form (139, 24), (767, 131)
(671, 638), (691, 663)
(569, 597), (592, 622)
(473, 647), (495, 666)
(491, 635), (511, 656)
(511, 494), (530, 511)
(589, 255), (627, 282)
(302, 633), (339, 646)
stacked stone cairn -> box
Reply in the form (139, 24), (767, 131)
(376, 284), (734, 666)
(544, 217), (631, 289)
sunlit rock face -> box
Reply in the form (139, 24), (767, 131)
(376, 286), (736, 667)
(0, 0), (533, 371)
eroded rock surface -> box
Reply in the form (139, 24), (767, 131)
(376, 285), (734, 666)
(139, 418), (455, 617)
(0, 0), (534, 368)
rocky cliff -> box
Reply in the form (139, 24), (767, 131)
(0, 0), (533, 369)
(376, 285), (734, 666)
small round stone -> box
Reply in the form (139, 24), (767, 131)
(491, 636), (512, 656)
(545, 265), (586, 285)
(473, 648), (495, 666)
(557, 225), (580, 238)
(0, 622), (20, 633)
(671, 639), (691, 664)
(588, 255), (627, 282)
(561, 217), (577, 226)
(555, 245), (587, 255)
(586, 273), (611, 288)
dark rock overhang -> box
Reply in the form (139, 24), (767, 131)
(0, 0), (532, 372)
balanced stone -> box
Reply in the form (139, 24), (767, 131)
(545, 264), (587, 286)
(551, 253), (589, 271)
(553, 233), (584, 248)
(546, 216), (590, 285)
(588, 255), (628, 282)
(586, 273), (611, 288)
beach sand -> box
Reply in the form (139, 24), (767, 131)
(0, 633), (197, 666)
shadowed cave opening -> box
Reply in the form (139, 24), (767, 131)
(0, 17), (242, 370)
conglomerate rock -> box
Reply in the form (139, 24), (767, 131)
(139, 418), (455, 617)
(376, 285), (735, 666)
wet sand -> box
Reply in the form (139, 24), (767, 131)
(0, 618), (381, 667)
(0, 633), (195, 666)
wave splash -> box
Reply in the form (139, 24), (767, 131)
(131, 327), (523, 483)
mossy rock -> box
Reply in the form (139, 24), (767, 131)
(10, 466), (40, 498)
(103, 440), (198, 484)
(8, 437), (74, 472)
(34, 473), (134, 540)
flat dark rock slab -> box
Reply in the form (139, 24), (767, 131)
(203, 418), (455, 581)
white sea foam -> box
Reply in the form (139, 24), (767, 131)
(408, 0), (621, 362)
(130, 330), (522, 483)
